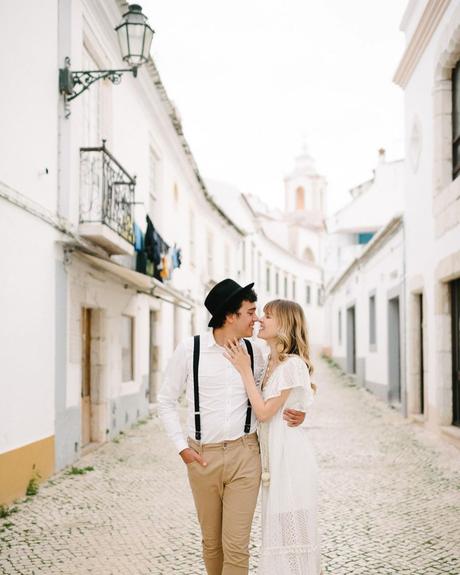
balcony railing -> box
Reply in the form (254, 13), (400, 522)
(80, 141), (135, 247)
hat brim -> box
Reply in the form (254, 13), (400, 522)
(208, 282), (255, 328)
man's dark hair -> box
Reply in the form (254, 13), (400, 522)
(211, 288), (257, 329)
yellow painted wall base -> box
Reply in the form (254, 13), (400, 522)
(0, 436), (55, 505)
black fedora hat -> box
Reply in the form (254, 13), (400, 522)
(205, 279), (255, 328)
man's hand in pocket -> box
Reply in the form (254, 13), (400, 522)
(179, 448), (207, 466)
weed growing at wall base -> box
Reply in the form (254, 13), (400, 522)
(66, 466), (94, 476)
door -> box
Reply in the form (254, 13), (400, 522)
(388, 297), (401, 405)
(149, 310), (160, 403)
(81, 308), (92, 446)
(452, 279), (460, 426)
(419, 294), (425, 414)
(346, 306), (356, 374)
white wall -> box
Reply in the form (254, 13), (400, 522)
(0, 201), (58, 454)
(400, 0), (460, 430)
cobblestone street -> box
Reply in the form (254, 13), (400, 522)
(1, 357), (459, 575)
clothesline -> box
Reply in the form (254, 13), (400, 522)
(133, 215), (182, 283)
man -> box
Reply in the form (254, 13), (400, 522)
(158, 279), (305, 575)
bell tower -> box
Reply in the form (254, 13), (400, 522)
(284, 144), (326, 221)
(283, 144), (327, 264)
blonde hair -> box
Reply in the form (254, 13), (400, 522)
(264, 299), (316, 390)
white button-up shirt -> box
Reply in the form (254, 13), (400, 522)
(158, 332), (265, 452)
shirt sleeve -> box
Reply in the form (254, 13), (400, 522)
(157, 339), (190, 453)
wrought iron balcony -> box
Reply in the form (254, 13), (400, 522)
(79, 141), (135, 255)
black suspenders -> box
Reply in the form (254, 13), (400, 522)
(193, 335), (201, 441)
(192, 335), (254, 441)
(243, 339), (254, 433)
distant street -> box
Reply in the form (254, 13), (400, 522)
(1, 358), (459, 575)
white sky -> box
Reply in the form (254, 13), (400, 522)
(145, 0), (407, 215)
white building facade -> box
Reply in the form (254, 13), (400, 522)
(327, 218), (405, 409)
(394, 0), (460, 441)
(324, 149), (406, 409)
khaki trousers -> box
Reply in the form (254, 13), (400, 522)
(187, 433), (261, 575)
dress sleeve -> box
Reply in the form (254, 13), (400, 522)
(264, 356), (315, 410)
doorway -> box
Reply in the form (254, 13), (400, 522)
(81, 308), (92, 447)
(451, 279), (460, 427)
(419, 294), (425, 415)
(388, 297), (401, 406)
(346, 305), (356, 374)
(149, 310), (160, 403)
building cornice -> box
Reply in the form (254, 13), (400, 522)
(393, 0), (451, 88)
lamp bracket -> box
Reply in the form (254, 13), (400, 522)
(59, 57), (137, 103)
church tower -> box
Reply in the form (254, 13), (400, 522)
(284, 144), (327, 220)
(283, 144), (327, 265)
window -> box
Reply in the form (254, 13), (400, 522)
(275, 271), (280, 295)
(317, 287), (321, 305)
(296, 186), (305, 210)
(82, 48), (101, 147)
(357, 232), (374, 245)
(207, 231), (214, 276)
(317, 287), (325, 306)
(242, 242), (246, 272)
(303, 247), (315, 263)
(284, 276), (288, 297)
(369, 294), (376, 348)
(173, 182), (179, 204)
(148, 146), (159, 216)
(266, 265), (271, 292)
(257, 252), (262, 286)
(189, 210), (195, 266)
(453, 60), (460, 179)
(338, 310), (342, 344)
(306, 284), (311, 305)
(251, 243), (256, 278)
(121, 316), (134, 382)
(292, 278), (296, 300)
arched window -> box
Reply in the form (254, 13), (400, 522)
(295, 186), (305, 210)
(303, 247), (315, 263)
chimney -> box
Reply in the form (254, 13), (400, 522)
(378, 148), (386, 163)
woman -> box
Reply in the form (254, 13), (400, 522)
(224, 299), (321, 575)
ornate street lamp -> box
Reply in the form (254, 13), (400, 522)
(59, 4), (154, 105)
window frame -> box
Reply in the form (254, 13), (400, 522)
(369, 292), (377, 350)
(453, 60), (460, 179)
(121, 315), (135, 383)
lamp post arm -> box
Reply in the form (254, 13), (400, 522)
(59, 59), (137, 102)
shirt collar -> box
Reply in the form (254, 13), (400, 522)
(206, 331), (220, 348)
(206, 331), (242, 349)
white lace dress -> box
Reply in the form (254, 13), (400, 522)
(257, 355), (321, 575)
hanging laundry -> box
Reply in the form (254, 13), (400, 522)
(171, 244), (181, 270)
(160, 253), (170, 280)
(133, 223), (144, 253)
(142, 214), (180, 282)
